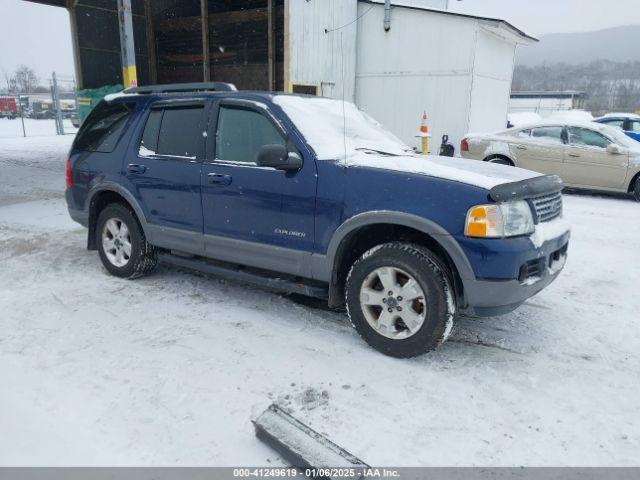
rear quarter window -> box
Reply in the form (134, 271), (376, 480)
(73, 101), (134, 153)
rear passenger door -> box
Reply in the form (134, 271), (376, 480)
(510, 126), (565, 175)
(124, 100), (208, 254)
(200, 98), (317, 277)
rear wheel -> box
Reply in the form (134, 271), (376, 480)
(96, 204), (157, 279)
(486, 156), (514, 166)
(345, 243), (456, 358)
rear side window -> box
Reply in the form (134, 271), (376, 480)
(74, 101), (133, 152)
(215, 106), (285, 163)
(139, 105), (205, 159)
(630, 121), (640, 133)
(531, 127), (564, 144)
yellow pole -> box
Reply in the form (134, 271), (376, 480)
(420, 112), (429, 155)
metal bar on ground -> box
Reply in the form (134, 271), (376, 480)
(254, 404), (369, 477)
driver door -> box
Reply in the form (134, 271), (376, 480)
(562, 127), (629, 189)
(200, 98), (318, 276)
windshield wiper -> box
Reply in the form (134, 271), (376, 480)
(355, 147), (406, 157)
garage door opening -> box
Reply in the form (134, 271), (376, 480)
(154, 0), (285, 90)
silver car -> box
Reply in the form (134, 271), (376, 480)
(460, 121), (640, 201)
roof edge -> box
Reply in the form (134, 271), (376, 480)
(359, 0), (539, 43)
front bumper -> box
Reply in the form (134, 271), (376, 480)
(462, 230), (570, 316)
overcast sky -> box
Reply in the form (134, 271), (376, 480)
(450, 0), (640, 36)
(0, 0), (639, 86)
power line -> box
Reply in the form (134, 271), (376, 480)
(325, 5), (375, 34)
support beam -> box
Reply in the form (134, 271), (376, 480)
(267, 0), (274, 91)
(144, 0), (157, 84)
(66, 0), (83, 90)
(117, 0), (138, 88)
(201, 0), (211, 82)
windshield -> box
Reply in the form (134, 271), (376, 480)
(597, 123), (640, 149)
(273, 95), (413, 160)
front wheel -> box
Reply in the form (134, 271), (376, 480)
(345, 243), (456, 358)
(96, 203), (158, 279)
(633, 177), (640, 202)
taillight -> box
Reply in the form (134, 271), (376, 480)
(65, 159), (72, 189)
(460, 138), (469, 152)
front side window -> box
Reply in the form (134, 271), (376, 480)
(568, 127), (611, 149)
(215, 106), (285, 163)
(74, 101), (133, 153)
(514, 129), (531, 138)
(630, 121), (640, 133)
(530, 127), (564, 144)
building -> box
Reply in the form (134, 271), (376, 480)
(509, 91), (587, 118)
(25, 0), (535, 151)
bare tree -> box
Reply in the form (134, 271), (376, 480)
(2, 69), (17, 93)
(14, 65), (39, 94)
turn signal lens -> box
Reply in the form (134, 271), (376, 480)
(465, 205), (503, 238)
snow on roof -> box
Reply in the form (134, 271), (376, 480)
(598, 112), (640, 119)
(361, 0), (538, 42)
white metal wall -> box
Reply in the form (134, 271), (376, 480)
(287, 0), (358, 101)
(355, 3), (477, 151)
(467, 28), (517, 134)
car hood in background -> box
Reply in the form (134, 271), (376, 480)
(344, 153), (542, 191)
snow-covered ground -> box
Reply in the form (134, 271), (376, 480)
(0, 117), (77, 140)
(0, 130), (639, 467)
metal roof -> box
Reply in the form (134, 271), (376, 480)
(360, 0), (538, 42)
(511, 91), (586, 99)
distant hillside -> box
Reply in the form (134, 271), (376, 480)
(516, 25), (640, 66)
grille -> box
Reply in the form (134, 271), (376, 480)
(531, 192), (563, 223)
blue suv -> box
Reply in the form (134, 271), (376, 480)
(66, 82), (570, 357)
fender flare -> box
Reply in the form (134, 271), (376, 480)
(322, 210), (475, 284)
(86, 182), (150, 241)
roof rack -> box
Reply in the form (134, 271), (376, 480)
(123, 82), (237, 95)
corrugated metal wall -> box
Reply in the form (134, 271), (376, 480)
(287, 0), (358, 100)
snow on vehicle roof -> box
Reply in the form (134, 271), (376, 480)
(599, 112), (640, 119)
(274, 95), (542, 190)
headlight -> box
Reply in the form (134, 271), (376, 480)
(465, 201), (534, 238)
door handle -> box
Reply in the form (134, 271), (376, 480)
(568, 153), (580, 158)
(127, 163), (147, 174)
(208, 173), (232, 185)
(516, 145), (527, 150)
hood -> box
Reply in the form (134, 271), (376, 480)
(344, 153), (542, 191)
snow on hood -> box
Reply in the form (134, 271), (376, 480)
(274, 95), (541, 190)
(345, 152), (542, 191)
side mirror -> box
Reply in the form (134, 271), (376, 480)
(256, 144), (302, 171)
(607, 144), (622, 155)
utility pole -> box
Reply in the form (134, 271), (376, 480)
(52, 72), (65, 135)
(118, 0), (138, 88)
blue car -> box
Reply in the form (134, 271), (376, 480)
(65, 82), (570, 357)
(594, 114), (640, 142)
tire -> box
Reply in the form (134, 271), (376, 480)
(633, 177), (640, 202)
(96, 203), (157, 279)
(486, 156), (513, 166)
(345, 242), (456, 358)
